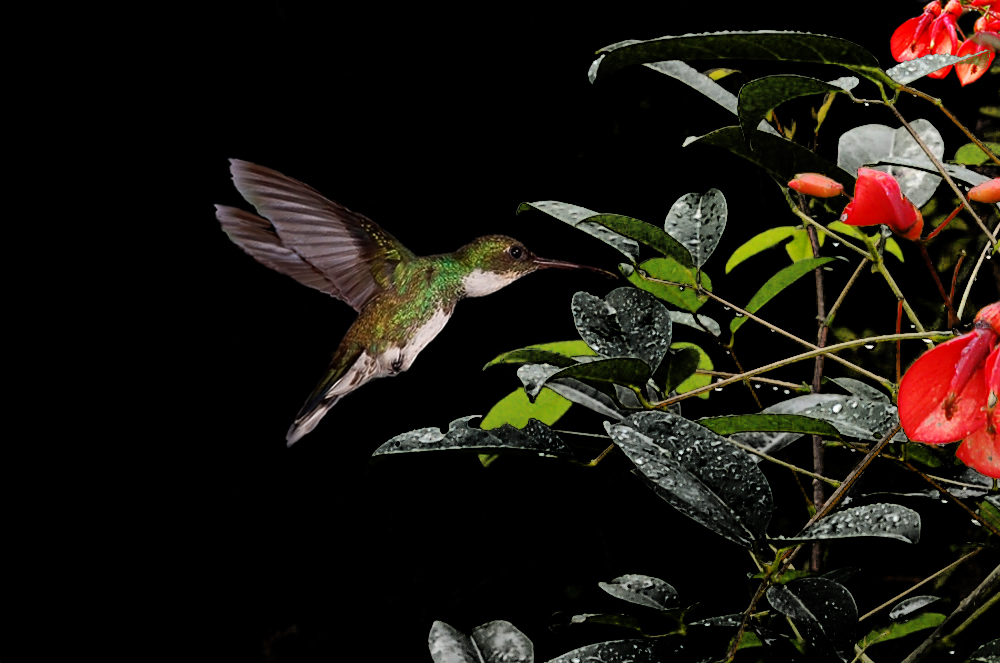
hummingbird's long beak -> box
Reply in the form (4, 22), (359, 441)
(533, 257), (619, 279)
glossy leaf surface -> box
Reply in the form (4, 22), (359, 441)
(698, 414), (841, 438)
(738, 75), (856, 149)
(766, 578), (857, 662)
(374, 416), (576, 459)
(598, 574), (679, 610)
(584, 213), (693, 267)
(517, 201), (640, 262)
(428, 620), (534, 663)
(622, 258), (711, 312)
(663, 189), (727, 269)
(771, 503), (921, 546)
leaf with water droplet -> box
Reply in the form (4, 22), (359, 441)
(606, 411), (773, 546)
(889, 595), (941, 621)
(730, 257), (835, 338)
(837, 120), (944, 207)
(771, 503), (921, 547)
(582, 213), (693, 267)
(571, 288), (673, 375)
(517, 201), (639, 262)
(738, 75), (856, 150)
(589, 32), (882, 85)
(428, 619), (534, 663)
(622, 257), (712, 312)
(667, 311), (721, 336)
(544, 377), (626, 420)
(541, 357), (652, 395)
(663, 189), (727, 269)
(826, 377), (889, 403)
(546, 638), (690, 663)
(697, 414), (841, 438)
(886, 50), (991, 85)
(373, 415), (577, 460)
(766, 578), (857, 662)
(598, 574), (679, 610)
(656, 345), (700, 396)
(966, 638), (1000, 662)
(857, 612), (945, 652)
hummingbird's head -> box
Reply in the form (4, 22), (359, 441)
(456, 235), (614, 298)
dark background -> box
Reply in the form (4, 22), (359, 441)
(9, 2), (998, 661)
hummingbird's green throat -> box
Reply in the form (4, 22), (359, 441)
(216, 159), (611, 446)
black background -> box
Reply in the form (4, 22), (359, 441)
(9, 2), (999, 661)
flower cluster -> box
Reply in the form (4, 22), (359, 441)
(899, 302), (1000, 478)
(891, 0), (998, 85)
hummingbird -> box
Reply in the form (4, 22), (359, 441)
(215, 159), (612, 445)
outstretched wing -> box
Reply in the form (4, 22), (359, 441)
(220, 159), (413, 312)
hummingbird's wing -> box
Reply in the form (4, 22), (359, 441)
(286, 341), (384, 446)
(221, 159), (414, 312)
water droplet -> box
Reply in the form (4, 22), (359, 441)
(864, 343), (875, 350)
(723, 306), (731, 311)
(770, 328), (775, 332)
(772, 386), (779, 391)
(735, 312), (744, 317)
(832, 242), (840, 247)
(678, 286), (685, 291)
(783, 389), (790, 394)
(832, 403), (843, 413)
(864, 102), (869, 106)
(923, 338), (933, 344)
(754, 384), (761, 389)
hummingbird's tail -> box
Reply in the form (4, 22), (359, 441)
(286, 397), (342, 446)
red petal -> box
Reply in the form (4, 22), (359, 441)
(841, 169), (921, 236)
(899, 333), (990, 444)
(892, 16), (925, 61)
(955, 37), (997, 86)
(956, 426), (1000, 478)
(975, 301), (1000, 336)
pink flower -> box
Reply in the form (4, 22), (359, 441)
(840, 169), (923, 241)
(899, 302), (1000, 478)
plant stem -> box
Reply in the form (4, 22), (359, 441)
(726, 438), (840, 486)
(944, 586), (1000, 644)
(825, 257), (869, 327)
(949, 251), (965, 307)
(806, 221), (827, 572)
(652, 333), (947, 407)
(695, 370), (807, 391)
(916, 242), (956, 326)
(887, 104), (997, 247)
(899, 84), (1000, 167)
(782, 189), (873, 260)
(957, 220), (999, 320)
(901, 562), (1000, 663)
(858, 548), (981, 622)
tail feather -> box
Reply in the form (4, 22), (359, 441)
(286, 396), (343, 446)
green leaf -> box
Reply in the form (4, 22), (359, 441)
(726, 227), (797, 273)
(684, 126), (855, 193)
(529, 340), (598, 357)
(622, 258), (712, 312)
(543, 357), (652, 392)
(784, 226), (825, 262)
(484, 347), (578, 370)
(771, 503), (921, 547)
(663, 189), (727, 269)
(480, 388), (572, 430)
(517, 201), (640, 261)
(583, 213), (693, 267)
(658, 346), (701, 395)
(731, 257), (835, 336)
(589, 32), (885, 85)
(858, 612), (945, 649)
(671, 342), (713, 399)
(698, 414), (841, 438)
(884, 236), (904, 262)
(738, 75), (855, 149)
(954, 142), (1000, 166)
(767, 578), (858, 662)
(827, 220), (867, 241)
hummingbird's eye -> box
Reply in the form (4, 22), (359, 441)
(508, 245), (524, 260)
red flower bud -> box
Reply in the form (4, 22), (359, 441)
(969, 178), (1000, 203)
(788, 173), (845, 198)
(840, 169), (923, 240)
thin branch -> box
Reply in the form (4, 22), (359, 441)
(887, 104), (997, 247)
(957, 220), (1000, 320)
(652, 333), (947, 407)
(640, 276), (891, 388)
(825, 257), (869, 326)
(859, 548), (982, 621)
(902, 461), (1000, 537)
(696, 370), (808, 391)
(917, 242), (956, 326)
(899, 84), (1000, 167)
(727, 438), (840, 487)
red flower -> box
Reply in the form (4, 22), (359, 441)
(968, 178), (1000, 204)
(840, 168), (924, 240)
(899, 302), (1000, 478)
(892, 1), (943, 62)
(788, 173), (845, 198)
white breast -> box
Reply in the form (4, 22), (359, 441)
(462, 268), (518, 297)
(382, 307), (453, 373)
